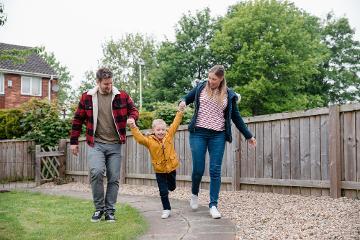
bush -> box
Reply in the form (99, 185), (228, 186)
(136, 111), (154, 130)
(153, 102), (193, 126)
(19, 99), (72, 147)
(0, 108), (26, 139)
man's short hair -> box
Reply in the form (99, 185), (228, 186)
(96, 67), (113, 81)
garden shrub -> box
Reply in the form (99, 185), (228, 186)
(19, 99), (72, 147)
(0, 108), (25, 139)
(136, 111), (154, 130)
(153, 102), (193, 126)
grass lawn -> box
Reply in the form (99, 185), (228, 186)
(0, 191), (148, 240)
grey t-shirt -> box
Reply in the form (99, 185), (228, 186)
(94, 92), (119, 144)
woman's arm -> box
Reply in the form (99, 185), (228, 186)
(231, 99), (253, 140)
(183, 86), (197, 105)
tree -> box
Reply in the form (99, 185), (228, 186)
(211, 0), (328, 116)
(0, 2), (6, 26)
(39, 47), (74, 108)
(147, 8), (218, 103)
(77, 70), (96, 95)
(99, 34), (157, 108)
(319, 12), (360, 104)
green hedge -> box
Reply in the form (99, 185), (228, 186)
(135, 102), (194, 130)
(0, 108), (26, 139)
(0, 99), (71, 147)
(0, 100), (194, 146)
(136, 111), (155, 130)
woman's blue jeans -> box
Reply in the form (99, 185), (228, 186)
(189, 127), (226, 208)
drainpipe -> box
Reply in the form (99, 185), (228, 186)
(48, 75), (54, 101)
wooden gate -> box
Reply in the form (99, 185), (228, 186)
(35, 140), (66, 185)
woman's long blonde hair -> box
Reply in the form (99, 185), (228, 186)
(206, 65), (228, 105)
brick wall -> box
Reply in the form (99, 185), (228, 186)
(0, 95), (4, 108)
(2, 73), (58, 109)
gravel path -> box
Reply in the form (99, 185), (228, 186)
(38, 182), (360, 240)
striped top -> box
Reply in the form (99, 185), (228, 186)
(196, 88), (228, 131)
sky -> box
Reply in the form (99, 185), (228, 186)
(1, 0), (359, 89)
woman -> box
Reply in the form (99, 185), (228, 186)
(179, 65), (256, 219)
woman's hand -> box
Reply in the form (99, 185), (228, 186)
(178, 101), (186, 111)
(248, 137), (257, 147)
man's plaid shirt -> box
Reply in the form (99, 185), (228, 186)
(70, 86), (139, 147)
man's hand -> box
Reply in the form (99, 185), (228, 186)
(127, 118), (136, 128)
(70, 145), (79, 156)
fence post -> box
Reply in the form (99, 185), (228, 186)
(233, 132), (241, 191)
(35, 145), (41, 186)
(58, 139), (67, 179)
(329, 105), (341, 198)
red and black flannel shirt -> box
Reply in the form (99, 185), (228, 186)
(70, 89), (139, 147)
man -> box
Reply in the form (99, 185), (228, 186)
(70, 67), (138, 222)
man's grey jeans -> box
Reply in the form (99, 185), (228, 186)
(88, 142), (122, 213)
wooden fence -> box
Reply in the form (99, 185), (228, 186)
(64, 103), (360, 198)
(236, 103), (360, 198)
(0, 139), (35, 182)
(1, 103), (360, 198)
(65, 125), (235, 191)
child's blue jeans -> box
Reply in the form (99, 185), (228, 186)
(155, 170), (176, 210)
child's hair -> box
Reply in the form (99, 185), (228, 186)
(152, 119), (167, 129)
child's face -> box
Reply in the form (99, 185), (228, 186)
(153, 123), (166, 140)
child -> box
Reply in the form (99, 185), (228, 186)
(128, 105), (185, 219)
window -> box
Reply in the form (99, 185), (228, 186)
(0, 73), (4, 94)
(21, 76), (42, 96)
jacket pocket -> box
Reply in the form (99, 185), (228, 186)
(153, 160), (165, 172)
(169, 156), (179, 170)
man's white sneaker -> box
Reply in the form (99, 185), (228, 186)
(161, 210), (171, 219)
(209, 206), (221, 219)
(190, 194), (198, 210)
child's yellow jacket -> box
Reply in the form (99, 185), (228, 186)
(130, 111), (184, 173)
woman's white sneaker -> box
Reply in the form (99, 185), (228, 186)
(209, 206), (221, 219)
(190, 194), (198, 210)
(161, 210), (171, 219)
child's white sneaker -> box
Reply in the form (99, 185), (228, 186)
(209, 206), (221, 219)
(161, 210), (171, 219)
(190, 194), (198, 210)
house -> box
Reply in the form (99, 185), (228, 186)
(0, 42), (58, 109)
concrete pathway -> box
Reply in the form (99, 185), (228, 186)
(1, 183), (236, 240)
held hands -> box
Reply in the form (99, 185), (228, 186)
(70, 145), (79, 156)
(178, 101), (186, 112)
(248, 137), (257, 147)
(127, 118), (136, 128)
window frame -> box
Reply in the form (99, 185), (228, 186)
(0, 73), (4, 94)
(21, 76), (42, 96)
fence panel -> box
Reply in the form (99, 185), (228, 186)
(0, 140), (35, 181)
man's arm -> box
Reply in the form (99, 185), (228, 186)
(70, 94), (87, 155)
(126, 95), (139, 121)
